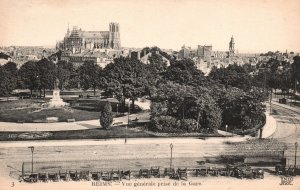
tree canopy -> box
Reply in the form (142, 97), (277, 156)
(19, 61), (40, 97)
(78, 60), (103, 96)
(0, 62), (18, 96)
(36, 58), (57, 96)
(209, 64), (251, 91)
(164, 58), (206, 86)
(150, 82), (222, 133)
(103, 57), (148, 111)
(56, 60), (75, 90)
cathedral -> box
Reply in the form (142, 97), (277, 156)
(57, 23), (121, 53)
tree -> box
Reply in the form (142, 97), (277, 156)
(150, 115), (180, 133)
(266, 58), (280, 72)
(291, 56), (300, 90)
(100, 101), (113, 129)
(164, 59), (206, 86)
(261, 59), (293, 95)
(216, 87), (266, 131)
(143, 55), (168, 98)
(0, 62), (18, 96)
(103, 57), (148, 111)
(36, 58), (57, 97)
(150, 82), (222, 132)
(209, 64), (251, 91)
(67, 67), (81, 89)
(19, 61), (40, 97)
(78, 60), (102, 96)
(56, 60), (74, 90)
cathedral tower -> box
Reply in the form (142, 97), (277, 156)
(108, 22), (121, 49)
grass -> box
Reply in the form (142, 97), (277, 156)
(0, 125), (153, 141)
(0, 100), (100, 122)
(0, 109), (132, 123)
(0, 108), (99, 123)
(290, 102), (300, 107)
(0, 98), (140, 122)
(0, 120), (223, 141)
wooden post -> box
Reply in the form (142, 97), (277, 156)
(22, 162), (24, 179)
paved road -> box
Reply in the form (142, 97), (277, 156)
(0, 137), (247, 176)
(268, 103), (300, 166)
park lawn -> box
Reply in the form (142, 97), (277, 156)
(0, 99), (104, 122)
(0, 98), (141, 123)
(0, 107), (100, 122)
(0, 126), (153, 141)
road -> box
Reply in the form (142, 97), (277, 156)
(0, 137), (249, 176)
(268, 103), (300, 166)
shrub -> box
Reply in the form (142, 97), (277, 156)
(100, 101), (113, 129)
(151, 116), (181, 133)
(180, 119), (198, 132)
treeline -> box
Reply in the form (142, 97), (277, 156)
(0, 59), (103, 97)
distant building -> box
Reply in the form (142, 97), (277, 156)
(0, 52), (12, 65)
(197, 45), (212, 62)
(178, 45), (192, 59)
(178, 44), (213, 63)
(57, 23), (123, 67)
(61, 49), (122, 68)
(228, 36), (235, 57)
(57, 23), (121, 53)
(212, 51), (227, 59)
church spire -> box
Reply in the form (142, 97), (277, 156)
(229, 35), (235, 57)
(67, 22), (70, 34)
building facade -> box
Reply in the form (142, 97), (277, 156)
(197, 45), (212, 62)
(57, 23), (121, 53)
(178, 44), (212, 63)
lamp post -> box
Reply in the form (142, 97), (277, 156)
(28, 146), (34, 173)
(125, 101), (130, 143)
(116, 103), (119, 115)
(269, 89), (272, 115)
(225, 125), (228, 137)
(295, 142), (298, 167)
(170, 143), (173, 169)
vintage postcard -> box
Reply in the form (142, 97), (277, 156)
(0, 0), (299, 189)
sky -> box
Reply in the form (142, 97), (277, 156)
(0, 0), (300, 53)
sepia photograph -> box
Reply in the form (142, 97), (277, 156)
(0, 0), (299, 189)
